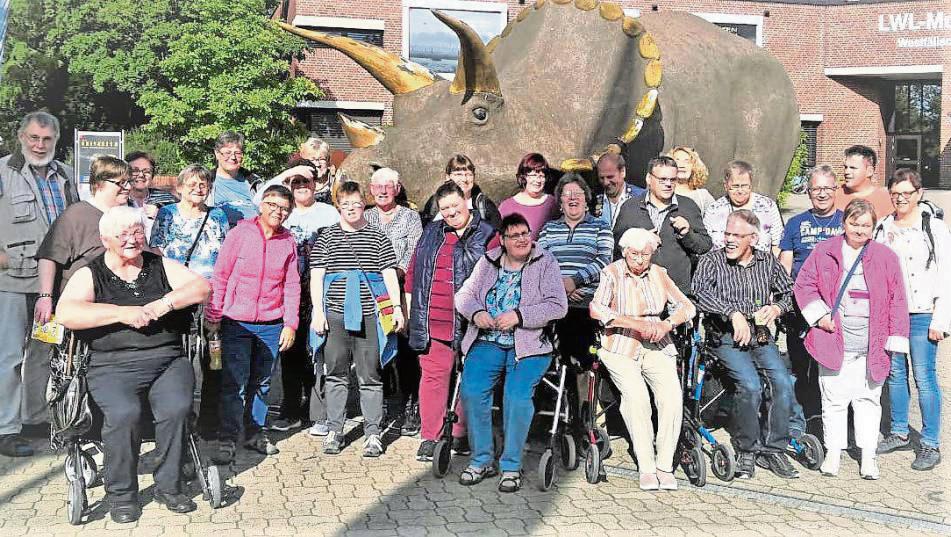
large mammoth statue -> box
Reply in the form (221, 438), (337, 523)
(281, 0), (800, 202)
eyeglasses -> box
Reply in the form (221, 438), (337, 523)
(290, 179), (313, 188)
(262, 201), (291, 214)
(808, 186), (837, 195)
(503, 231), (532, 241)
(723, 231), (755, 240)
(560, 191), (585, 200)
(24, 134), (55, 145)
(889, 189), (919, 200)
(651, 175), (677, 185)
(449, 170), (474, 178)
(727, 184), (752, 192)
(130, 168), (154, 177)
(217, 150), (244, 160)
(369, 184), (397, 194)
(183, 181), (209, 191)
(626, 252), (652, 261)
(338, 201), (364, 209)
(524, 171), (546, 178)
(103, 179), (132, 189)
(115, 229), (145, 243)
(313, 157), (328, 163)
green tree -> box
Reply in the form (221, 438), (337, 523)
(137, 0), (319, 173)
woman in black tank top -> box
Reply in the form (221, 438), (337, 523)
(56, 206), (210, 524)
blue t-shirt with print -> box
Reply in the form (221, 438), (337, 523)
(780, 209), (844, 279)
(211, 173), (258, 226)
(149, 204), (230, 280)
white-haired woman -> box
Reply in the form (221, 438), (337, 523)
(589, 227), (695, 491)
(55, 206), (210, 523)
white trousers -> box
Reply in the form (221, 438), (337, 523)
(818, 352), (882, 451)
(599, 348), (683, 474)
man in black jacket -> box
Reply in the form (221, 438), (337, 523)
(613, 156), (712, 295)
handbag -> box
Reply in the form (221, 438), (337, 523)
(47, 332), (93, 444)
(830, 242), (869, 317)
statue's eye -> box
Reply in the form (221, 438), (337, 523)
(472, 107), (488, 123)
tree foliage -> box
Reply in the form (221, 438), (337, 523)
(0, 0), (320, 174)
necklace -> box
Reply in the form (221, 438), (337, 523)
(809, 210), (837, 228)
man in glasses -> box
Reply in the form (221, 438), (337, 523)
(834, 145), (893, 218)
(779, 165), (845, 437)
(0, 111), (79, 457)
(207, 131), (262, 227)
(703, 160), (784, 256)
(125, 151), (178, 237)
(613, 156), (711, 295)
(693, 209), (797, 480)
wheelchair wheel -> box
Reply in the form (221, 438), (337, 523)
(682, 446), (707, 487)
(594, 427), (612, 460)
(538, 449), (556, 491)
(432, 439), (452, 478)
(797, 433), (825, 471)
(206, 464), (223, 508)
(710, 443), (736, 482)
(584, 444), (601, 484)
(559, 434), (578, 471)
(66, 476), (86, 525)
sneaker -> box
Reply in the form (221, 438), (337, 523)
(758, 452), (800, 479)
(451, 436), (471, 456)
(323, 431), (343, 455)
(735, 451), (756, 479)
(402, 402), (421, 437)
(860, 454), (880, 480)
(876, 433), (911, 454)
(416, 440), (436, 462)
(911, 446), (941, 471)
(213, 440), (236, 465)
(244, 433), (279, 456)
(820, 449), (841, 477)
(308, 421), (330, 437)
(363, 434), (384, 458)
(269, 418), (302, 432)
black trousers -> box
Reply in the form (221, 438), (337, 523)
(87, 356), (193, 504)
(278, 318), (316, 421)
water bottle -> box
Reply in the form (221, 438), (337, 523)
(208, 334), (222, 371)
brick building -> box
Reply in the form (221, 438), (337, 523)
(278, 0), (950, 188)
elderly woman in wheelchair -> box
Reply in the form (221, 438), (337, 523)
(589, 228), (696, 490)
(56, 206), (210, 523)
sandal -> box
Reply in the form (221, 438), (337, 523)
(498, 471), (521, 493)
(458, 465), (498, 486)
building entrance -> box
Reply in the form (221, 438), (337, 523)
(885, 81), (942, 188)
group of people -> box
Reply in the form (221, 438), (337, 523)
(0, 110), (946, 523)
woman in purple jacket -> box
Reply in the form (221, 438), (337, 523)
(455, 213), (568, 492)
(794, 199), (908, 480)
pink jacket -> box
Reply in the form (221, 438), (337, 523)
(206, 217), (301, 330)
(793, 235), (908, 383)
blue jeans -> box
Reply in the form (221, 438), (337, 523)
(713, 335), (793, 453)
(461, 341), (551, 472)
(218, 319), (283, 441)
(887, 313), (942, 448)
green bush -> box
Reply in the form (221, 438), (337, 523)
(124, 128), (182, 175)
(778, 130), (808, 208)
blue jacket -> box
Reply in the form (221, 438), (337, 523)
(407, 211), (495, 352)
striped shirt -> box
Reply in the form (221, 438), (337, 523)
(310, 223), (397, 315)
(31, 164), (66, 224)
(365, 205), (422, 272)
(537, 214), (614, 307)
(590, 261), (696, 358)
(691, 248), (793, 319)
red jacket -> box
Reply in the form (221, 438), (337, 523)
(206, 217), (300, 330)
(793, 235), (908, 382)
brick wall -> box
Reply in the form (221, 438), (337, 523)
(290, 0), (949, 187)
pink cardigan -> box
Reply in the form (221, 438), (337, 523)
(793, 235), (908, 383)
(206, 217), (301, 330)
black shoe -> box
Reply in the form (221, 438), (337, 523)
(153, 490), (197, 513)
(268, 417), (302, 432)
(758, 452), (800, 479)
(416, 440), (436, 462)
(912, 446), (941, 471)
(0, 434), (34, 457)
(452, 436), (471, 456)
(735, 451), (756, 479)
(402, 402), (421, 437)
(109, 502), (142, 523)
(213, 440), (236, 465)
(244, 433), (279, 456)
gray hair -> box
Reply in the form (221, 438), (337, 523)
(99, 206), (146, 238)
(618, 228), (661, 253)
(176, 164), (214, 188)
(18, 111), (60, 140)
(214, 131), (245, 152)
(302, 136), (330, 158)
(726, 209), (760, 234)
(370, 167), (400, 186)
(807, 164), (837, 188)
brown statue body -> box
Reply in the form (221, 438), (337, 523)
(282, 0), (800, 202)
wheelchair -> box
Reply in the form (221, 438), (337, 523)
(50, 330), (225, 526)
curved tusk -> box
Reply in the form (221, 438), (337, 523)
(278, 22), (436, 95)
(431, 10), (502, 100)
(338, 113), (385, 148)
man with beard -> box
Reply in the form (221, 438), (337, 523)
(0, 112), (78, 457)
(594, 153), (645, 229)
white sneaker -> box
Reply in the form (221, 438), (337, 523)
(308, 421), (330, 437)
(860, 452), (880, 480)
(820, 449), (841, 477)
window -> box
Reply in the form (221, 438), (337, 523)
(297, 105), (384, 153)
(292, 16), (385, 47)
(402, 0), (507, 78)
(693, 13), (764, 47)
(801, 121), (819, 169)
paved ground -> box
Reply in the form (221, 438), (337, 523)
(2, 192), (949, 537)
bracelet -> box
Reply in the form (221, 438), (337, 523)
(38, 293), (52, 299)
(161, 295), (175, 312)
